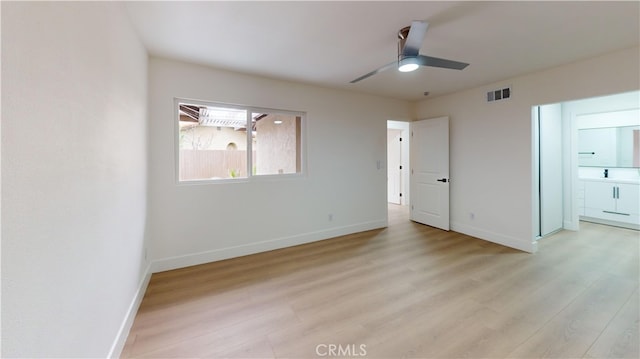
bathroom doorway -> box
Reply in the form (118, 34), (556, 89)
(533, 90), (640, 239)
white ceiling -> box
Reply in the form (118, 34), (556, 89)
(125, 1), (640, 101)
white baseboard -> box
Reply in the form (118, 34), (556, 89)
(151, 219), (388, 273)
(108, 263), (152, 359)
(451, 221), (537, 253)
(579, 216), (640, 230)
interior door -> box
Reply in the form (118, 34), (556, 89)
(410, 117), (450, 230)
(387, 129), (402, 204)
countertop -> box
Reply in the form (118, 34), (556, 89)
(579, 177), (640, 185)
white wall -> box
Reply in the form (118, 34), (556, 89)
(148, 58), (410, 272)
(1, 2), (149, 357)
(413, 46), (639, 252)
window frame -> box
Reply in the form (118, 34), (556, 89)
(174, 97), (307, 185)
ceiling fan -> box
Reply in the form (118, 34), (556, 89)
(350, 20), (469, 83)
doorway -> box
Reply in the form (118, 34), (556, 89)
(532, 90), (640, 240)
(387, 120), (410, 220)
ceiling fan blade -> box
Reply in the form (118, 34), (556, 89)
(401, 20), (429, 57)
(416, 55), (469, 70)
(350, 61), (397, 83)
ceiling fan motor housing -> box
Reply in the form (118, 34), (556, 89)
(398, 26), (411, 50)
(397, 26), (412, 63)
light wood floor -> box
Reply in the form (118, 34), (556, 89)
(122, 204), (639, 358)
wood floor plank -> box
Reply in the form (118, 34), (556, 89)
(585, 288), (639, 359)
(506, 316), (602, 358)
(131, 303), (295, 356)
(268, 322), (369, 358)
(487, 274), (589, 328)
(507, 274), (638, 358)
(561, 275), (637, 332)
(122, 205), (640, 358)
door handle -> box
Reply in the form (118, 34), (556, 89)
(437, 178), (448, 183)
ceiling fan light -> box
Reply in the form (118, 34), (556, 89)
(398, 57), (419, 72)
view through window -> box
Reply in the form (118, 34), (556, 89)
(177, 100), (303, 182)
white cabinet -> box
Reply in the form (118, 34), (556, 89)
(617, 183), (640, 216)
(583, 180), (639, 228)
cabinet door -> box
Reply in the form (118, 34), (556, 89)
(584, 181), (616, 212)
(616, 183), (639, 215)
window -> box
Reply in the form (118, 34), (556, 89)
(176, 99), (304, 182)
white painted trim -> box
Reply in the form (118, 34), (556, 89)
(563, 219), (579, 231)
(107, 264), (152, 359)
(151, 220), (388, 273)
(532, 106), (541, 239)
(451, 222), (537, 253)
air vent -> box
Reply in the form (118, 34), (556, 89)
(487, 86), (511, 102)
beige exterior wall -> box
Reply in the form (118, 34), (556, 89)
(255, 114), (300, 175)
(179, 150), (250, 180)
(180, 125), (248, 150)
